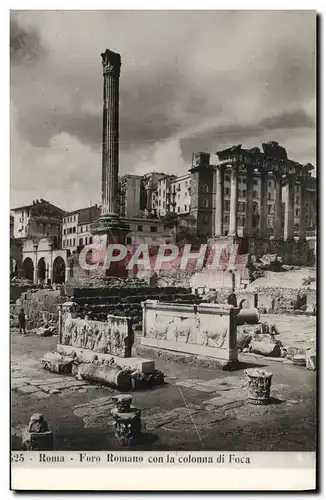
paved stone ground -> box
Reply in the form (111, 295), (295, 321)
(11, 331), (316, 451)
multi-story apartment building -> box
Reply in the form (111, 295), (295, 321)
(62, 205), (101, 253)
(119, 174), (146, 217)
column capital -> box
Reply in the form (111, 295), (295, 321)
(101, 49), (121, 77)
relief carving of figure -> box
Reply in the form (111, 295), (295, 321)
(151, 325), (168, 340)
(96, 328), (108, 354)
(172, 317), (194, 344)
(202, 327), (227, 348)
(72, 324), (79, 346)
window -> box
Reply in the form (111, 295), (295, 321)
(242, 216), (246, 226)
(268, 192), (272, 200)
(253, 190), (258, 198)
(137, 225), (143, 231)
(225, 200), (230, 211)
(204, 215), (208, 224)
(225, 175), (230, 182)
(295, 209), (299, 217)
(242, 177), (247, 185)
(268, 205), (272, 214)
(268, 181), (272, 188)
(305, 216), (309, 224)
(178, 194), (180, 200)
(63, 229), (66, 235)
(177, 207), (180, 213)
(73, 226), (76, 233)
(163, 191), (165, 197)
(159, 200), (161, 206)
(224, 214), (229, 224)
(295, 185), (299, 192)
(126, 237), (132, 244)
(237, 189), (241, 197)
(163, 201), (165, 208)
(203, 184), (209, 193)
(242, 190), (246, 197)
(73, 238), (75, 246)
(296, 196), (299, 205)
(184, 205), (187, 211)
(150, 226), (157, 233)
(254, 179), (258, 185)
(185, 191), (188, 197)
(79, 238), (83, 246)
(224, 187), (230, 196)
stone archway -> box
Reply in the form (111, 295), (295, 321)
(53, 256), (66, 284)
(22, 257), (34, 281)
(37, 258), (46, 282)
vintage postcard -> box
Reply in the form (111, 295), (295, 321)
(10, 9), (317, 491)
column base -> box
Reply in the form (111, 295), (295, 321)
(92, 214), (130, 277)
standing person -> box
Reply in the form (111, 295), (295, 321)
(18, 308), (26, 335)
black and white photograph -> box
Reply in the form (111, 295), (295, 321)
(9, 9), (317, 491)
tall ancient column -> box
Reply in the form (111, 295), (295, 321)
(214, 166), (224, 237)
(284, 174), (295, 240)
(274, 171), (283, 239)
(259, 170), (268, 237)
(101, 49), (121, 217)
(299, 178), (306, 240)
(228, 165), (238, 237)
(244, 166), (254, 236)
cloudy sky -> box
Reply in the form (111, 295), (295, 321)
(10, 10), (316, 211)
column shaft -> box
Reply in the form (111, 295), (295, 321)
(244, 167), (253, 236)
(274, 173), (283, 239)
(102, 73), (119, 215)
(228, 165), (238, 237)
(214, 166), (224, 236)
(284, 175), (295, 240)
(259, 171), (268, 237)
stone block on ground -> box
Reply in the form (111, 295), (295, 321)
(21, 414), (53, 450)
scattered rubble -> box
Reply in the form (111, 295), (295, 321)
(67, 276), (148, 289)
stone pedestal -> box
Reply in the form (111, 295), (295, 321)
(244, 369), (273, 405)
(111, 395), (141, 446)
(21, 414), (53, 451)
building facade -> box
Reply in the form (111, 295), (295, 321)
(11, 199), (64, 244)
(62, 205), (101, 253)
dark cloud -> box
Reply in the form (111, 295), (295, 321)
(10, 15), (47, 64)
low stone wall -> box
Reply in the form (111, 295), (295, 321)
(192, 286), (315, 314)
(11, 289), (68, 330)
(253, 286), (316, 314)
(139, 300), (239, 369)
(249, 238), (315, 266)
(68, 286), (199, 330)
